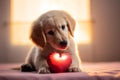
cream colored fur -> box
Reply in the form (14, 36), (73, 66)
(21, 10), (82, 73)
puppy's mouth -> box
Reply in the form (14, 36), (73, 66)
(50, 40), (69, 50)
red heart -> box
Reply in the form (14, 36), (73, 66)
(47, 52), (72, 73)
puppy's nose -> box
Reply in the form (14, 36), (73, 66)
(60, 40), (67, 47)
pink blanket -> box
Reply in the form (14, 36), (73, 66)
(0, 62), (120, 80)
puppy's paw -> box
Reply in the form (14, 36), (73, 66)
(21, 64), (33, 72)
(68, 67), (81, 72)
(38, 67), (50, 74)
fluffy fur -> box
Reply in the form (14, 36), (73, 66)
(21, 10), (82, 73)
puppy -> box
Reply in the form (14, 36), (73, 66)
(21, 10), (82, 73)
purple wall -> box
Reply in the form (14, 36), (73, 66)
(91, 0), (120, 61)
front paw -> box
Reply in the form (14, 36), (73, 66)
(38, 67), (50, 74)
(68, 67), (81, 72)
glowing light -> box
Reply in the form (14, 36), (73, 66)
(10, 22), (32, 45)
(74, 21), (92, 44)
(10, 0), (33, 45)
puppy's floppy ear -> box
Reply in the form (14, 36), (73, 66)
(30, 21), (46, 48)
(63, 12), (76, 37)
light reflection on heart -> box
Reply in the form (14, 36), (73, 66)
(53, 53), (68, 60)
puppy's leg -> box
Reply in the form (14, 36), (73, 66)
(68, 52), (82, 72)
(67, 37), (82, 72)
(34, 57), (50, 74)
(38, 61), (50, 74)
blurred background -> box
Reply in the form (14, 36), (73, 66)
(0, 0), (120, 63)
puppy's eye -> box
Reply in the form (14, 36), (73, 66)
(61, 25), (65, 30)
(48, 30), (54, 35)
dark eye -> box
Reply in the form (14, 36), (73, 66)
(48, 30), (54, 35)
(61, 25), (65, 30)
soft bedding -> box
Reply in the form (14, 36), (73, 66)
(0, 62), (120, 80)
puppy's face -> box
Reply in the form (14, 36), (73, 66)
(44, 17), (69, 50)
(31, 11), (76, 49)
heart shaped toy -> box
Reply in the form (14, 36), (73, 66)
(47, 52), (72, 73)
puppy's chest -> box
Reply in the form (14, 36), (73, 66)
(40, 48), (72, 59)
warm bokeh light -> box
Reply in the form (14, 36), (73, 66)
(10, 22), (32, 45)
(10, 0), (92, 45)
(74, 21), (92, 44)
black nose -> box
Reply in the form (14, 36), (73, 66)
(60, 40), (67, 47)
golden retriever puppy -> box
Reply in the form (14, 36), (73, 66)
(21, 10), (82, 73)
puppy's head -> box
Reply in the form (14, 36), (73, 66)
(30, 10), (76, 50)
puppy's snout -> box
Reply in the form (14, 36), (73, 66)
(59, 40), (67, 47)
